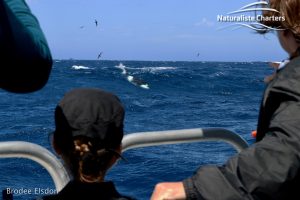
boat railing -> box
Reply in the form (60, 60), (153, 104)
(0, 141), (69, 191)
(0, 128), (249, 192)
(122, 128), (249, 153)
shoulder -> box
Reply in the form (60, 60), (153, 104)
(268, 56), (300, 97)
(277, 56), (300, 79)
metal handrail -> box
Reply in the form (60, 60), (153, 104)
(122, 128), (249, 153)
(0, 128), (249, 192)
(0, 141), (69, 191)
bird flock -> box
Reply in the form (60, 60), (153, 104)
(80, 19), (102, 60)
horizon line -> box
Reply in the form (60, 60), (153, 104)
(53, 58), (268, 63)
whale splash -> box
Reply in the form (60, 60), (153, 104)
(115, 63), (150, 89)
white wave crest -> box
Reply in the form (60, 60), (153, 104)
(127, 75), (134, 82)
(115, 63), (127, 74)
(124, 66), (176, 73)
(147, 67), (177, 71)
(140, 84), (150, 89)
(71, 65), (90, 70)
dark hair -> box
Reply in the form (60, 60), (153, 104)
(260, 0), (300, 36)
(73, 136), (118, 182)
(260, 0), (300, 58)
(54, 132), (120, 182)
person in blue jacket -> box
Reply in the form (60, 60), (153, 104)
(0, 0), (52, 93)
(151, 0), (300, 199)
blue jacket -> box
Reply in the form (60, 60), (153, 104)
(0, 0), (52, 93)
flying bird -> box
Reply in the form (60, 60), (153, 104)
(97, 52), (103, 59)
(95, 19), (98, 27)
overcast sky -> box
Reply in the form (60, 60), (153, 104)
(25, 0), (288, 61)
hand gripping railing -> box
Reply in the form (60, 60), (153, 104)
(0, 128), (249, 192)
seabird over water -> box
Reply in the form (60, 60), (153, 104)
(97, 52), (102, 59)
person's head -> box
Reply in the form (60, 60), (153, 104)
(53, 88), (125, 183)
(261, 0), (300, 58)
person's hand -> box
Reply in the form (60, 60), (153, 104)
(150, 182), (186, 200)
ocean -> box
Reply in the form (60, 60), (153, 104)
(0, 60), (271, 199)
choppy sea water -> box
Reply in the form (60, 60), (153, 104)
(0, 60), (272, 199)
